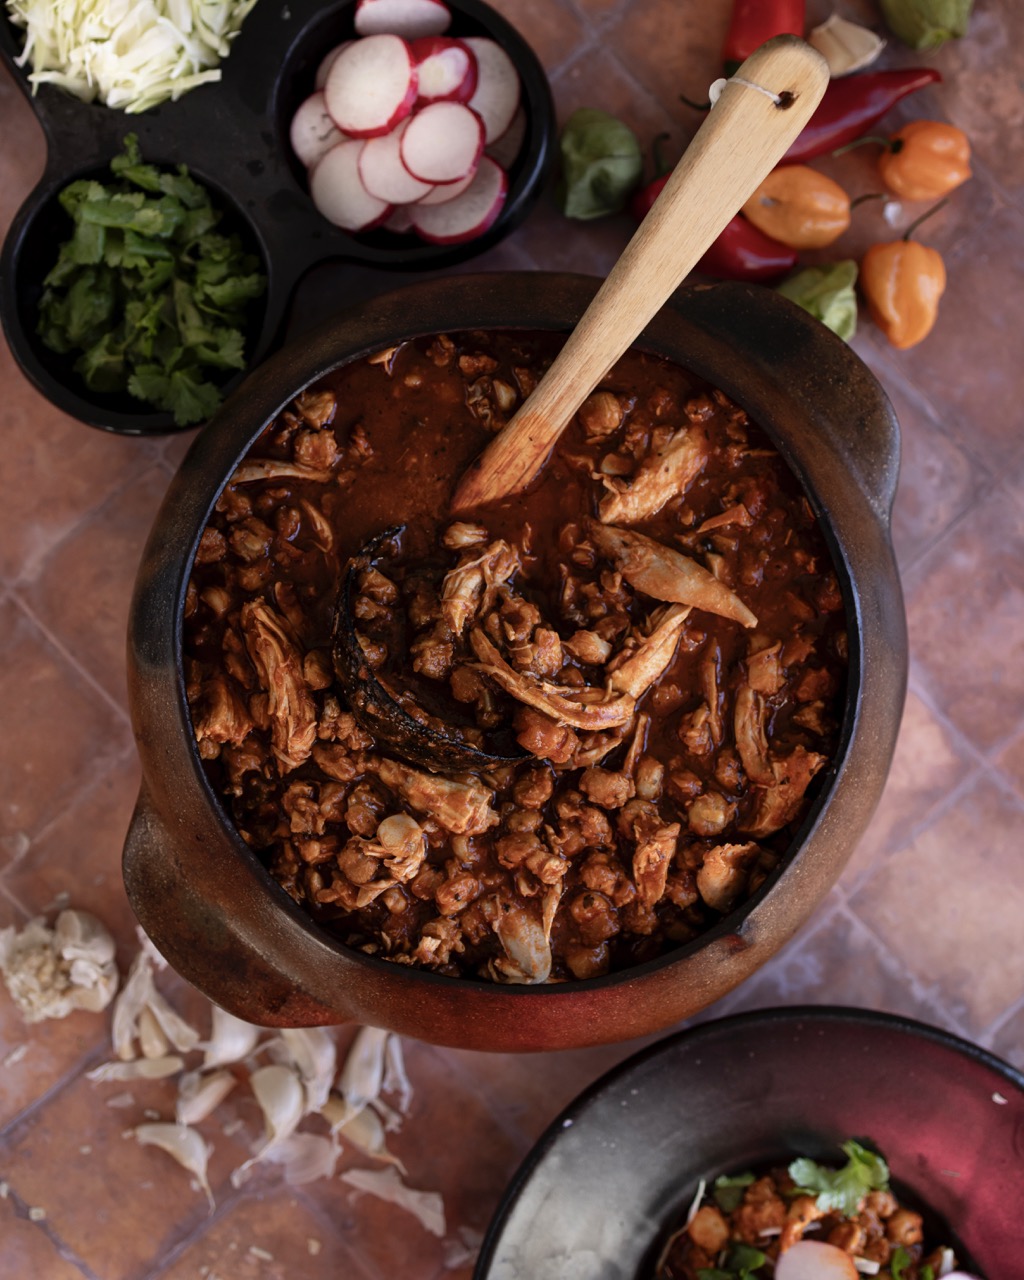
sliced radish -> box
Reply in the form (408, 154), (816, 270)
(411, 155), (507, 243)
(310, 140), (393, 231)
(359, 120), (435, 204)
(383, 205), (416, 234)
(400, 100), (484, 184)
(486, 104), (526, 169)
(313, 41), (352, 91)
(462, 36), (520, 144)
(323, 34), (418, 138)
(414, 166), (475, 205)
(410, 36), (477, 104)
(290, 91), (346, 169)
(354, 0), (451, 39)
(774, 1241), (859, 1280)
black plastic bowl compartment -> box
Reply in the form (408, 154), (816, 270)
(0, 158), (274, 437)
(0, 0), (556, 435)
(271, 0), (556, 262)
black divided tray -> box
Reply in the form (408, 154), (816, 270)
(0, 0), (555, 433)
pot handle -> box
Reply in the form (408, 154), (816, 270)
(122, 784), (350, 1027)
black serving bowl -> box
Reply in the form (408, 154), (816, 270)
(475, 1007), (1024, 1278)
(0, 0), (555, 434)
(123, 272), (907, 1051)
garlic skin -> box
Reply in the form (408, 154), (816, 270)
(0, 910), (118, 1023)
(809, 14), (886, 76)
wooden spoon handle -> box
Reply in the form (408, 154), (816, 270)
(451, 36), (829, 514)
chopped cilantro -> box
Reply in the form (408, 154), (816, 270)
(697, 1242), (767, 1279)
(891, 1247), (911, 1279)
(713, 1171), (756, 1214)
(37, 134), (265, 427)
(789, 1139), (890, 1218)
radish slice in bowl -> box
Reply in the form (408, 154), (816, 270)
(323, 34), (418, 138)
(411, 155), (507, 243)
(289, 91), (346, 168)
(354, 0), (451, 39)
(400, 100), (484, 183)
(314, 42), (352, 91)
(414, 166), (475, 205)
(359, 121), (435, 204)
(774, 1241), (859, 1280)
(411, 36), (477, 104)
(463, 36), (520, 144)
(310, 140), (393, 231)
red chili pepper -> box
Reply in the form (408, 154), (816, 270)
(784, 68), (942, 163)
(723, 0), (805, 74)
(695, 215), (799, 282)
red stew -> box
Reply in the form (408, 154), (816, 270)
(183, 329), (847, 983)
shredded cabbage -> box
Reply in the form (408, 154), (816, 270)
(5, 0), (259, 112)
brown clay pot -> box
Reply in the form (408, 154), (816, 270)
(123, 273), (906, 1051)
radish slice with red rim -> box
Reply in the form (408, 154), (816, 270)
(359, 120), (435, 204)
(400, 100), (484, 183)
(774, 1241), (859, 1280)
(290, 91), (346, 169)
(414, 166), (475, 206)
(383, 205), (416, 234)
(354, 0), (451, 39)
(410, 36), (477, 104)
(411, 155), (507, 243)
(485, 104), (526, 169)
(462, 36), (520, 144)
(314, 42), (352, 91)
(310, 140), (393, 231)
(323, 34), (418, 138)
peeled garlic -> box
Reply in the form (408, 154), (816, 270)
(269, 1028), (337, 1114)
(176, 1069), (237, 1126)
(0, 910), (118, 1023)
(337, 1104), (407, 1173)
(808, 14), (885, 76)
(88, 1056), (185, 1082)
(337, 1026), (388, 1113)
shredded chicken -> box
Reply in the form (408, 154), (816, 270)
(440, 539), (521, 633)
(376, 759), (498, 836)
(240, 601), (317, 772)
(599, 423), (709, 523)
(588, 521), (757, 628)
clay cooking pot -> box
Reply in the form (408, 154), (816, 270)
(123, 272), (906, 1052)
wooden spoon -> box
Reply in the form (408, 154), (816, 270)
(450, 36), (829, 515)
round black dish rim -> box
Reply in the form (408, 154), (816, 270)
(0, 0), (555, 434)
(473, 1004), (1024, 1279)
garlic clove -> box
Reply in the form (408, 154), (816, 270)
(808, 13), (886, 76)
(135, 1122), (214, 1210)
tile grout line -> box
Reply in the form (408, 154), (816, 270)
(832, 901), (976, 1044)
(0, 1179), (104, 1280)
(7, 592), (132, 728)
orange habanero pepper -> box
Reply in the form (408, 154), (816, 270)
(877, 120), (972, 201)
(742, 165), (851, 250)
(860, 202), (947, 350)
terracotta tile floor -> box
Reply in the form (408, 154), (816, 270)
(1, 1), (1022, 1276)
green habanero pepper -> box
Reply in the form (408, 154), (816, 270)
(777, 260), (859, 341)
(558, 108), (643, 220)
(878, 0), (974, 49)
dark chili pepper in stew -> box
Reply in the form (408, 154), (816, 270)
(722, 0), (805, 74)
(784, 67), (942, 163)
(695, 214), (798, 282)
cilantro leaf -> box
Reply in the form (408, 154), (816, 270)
(36, 136), (264, 427)
(891, 1247), (911, 1280)
(697, 1242), (768, 1280)
(789, 1139), (890, 1217)
(713, 1172), (756, 1214)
